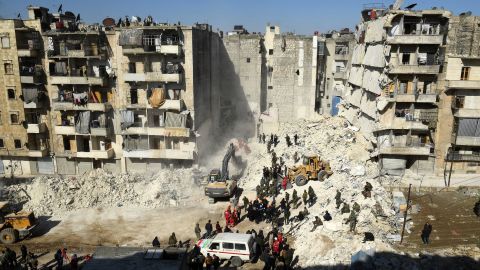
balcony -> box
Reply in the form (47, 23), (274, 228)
(124, 72), (182, 83)
(17, 49), (38, 57)
(148, 127), (190, 137)
(456, 136), (480, 147)
(123, 149), (195, 160)
(446, 152), (480, 162)
(389, 64), (440, 75)
(91, 125), (111, 136)
(52, 100), (112, 111)
(126, 99), (184, 111)
(49, 49), (105, 59)
(334, 54), (349, 61)
(334, 71), (346, 79)
(54, 125), (76, 135)
(379, 144), (431, 156)
(123, 45), (181, 55)
(453, 108), (480, 118)
(446, 80), (480, 90)
(49, 76), (106, 85)
(28, 148), (49, 157)
(387, 35), (443, 45)
(389, 94), (437, 103)
(376, 117), (429, 132)
(76, 148), (114, 159)
(20, 75), (41, 84)
(27, 123), (47, 133)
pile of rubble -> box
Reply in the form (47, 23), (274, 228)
(4, 168), (202, 216)
(239, 115), (400, 266)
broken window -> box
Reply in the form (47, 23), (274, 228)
(461, 67), (471, 81)
(3, 61), (13, 74)
(269, 49), (273, 55)
(246, 58), (251, 63)
(401, 53), (411, 65)
(7, 88), (15, 99)
(268, 86), (273, 90)
(455, 96), (465, 109)
(128, 62), (136, 73)
(0, 139), (4, 148)
(335, 44), (348, 55)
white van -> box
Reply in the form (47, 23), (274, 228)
(196, 233), (254, 267)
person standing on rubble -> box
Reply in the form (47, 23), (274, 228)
(262, 133), (266, 144)
(311, 216), (323, 232)
(281, 175), (288, 191)
(286, 135), (291, 147)
(346, 211), (357, 233)
(194, 223), (201, 240)
(284, 206), (291, 225)
(308, 186), (316, 207)
(302, 190), (308, 206)
(421, 222), (433, 244)
(294, 134), (299, 145)
(205, 220), (213, 237)
(267, 140), (272, 153)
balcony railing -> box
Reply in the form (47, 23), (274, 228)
(446, 152), (480, 162)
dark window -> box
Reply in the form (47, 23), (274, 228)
(4, 62), (13, 74)
(402, 53), (411, 65)
(128, 62), (136, 73)
(63, 137), (71, 151)
(268, 86), (273, 90)
(222, 242), (234, 250)
(10, 113), (19, 124)
(235, 243), (246, 250)
(0, 139), (4, 148)
(269, 49), (273, 55)
(209, 242), (220, 250)
(461, 67), (471, 80)
(7, 88), (15, 99)
(246, 58), (251, 63)
(14, 139), (21, 149)
(130, 89), (138, 104)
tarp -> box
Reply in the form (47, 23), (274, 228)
(148, 88), (166, 108)
(75, 111), (91, 134)
(120, 110), (134, 130)
(119, 29), (143, 46)
(363, 44), (386, 68)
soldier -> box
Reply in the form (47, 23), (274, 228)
(262, 133), (266, 144)
(308, 186), (316, 207)
(294, 134), (299, 145)
(362, 182), (373, 198)
(271, 151), (278, 167)
(335, 190), (342, 209)
(345, 211), (358, 232)
(267, 141), (272, 153)
(311, 216), (323, 232)
(284, 206), (291, 225)
(285, 135), (291, 147)
(292, 189), (299, 206)
(302, 190), (308, 206)
(293, 151), (299, 163)
(341, 202), (350, 214)
(194, 223), (201, 239)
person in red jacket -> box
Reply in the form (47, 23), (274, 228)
(224, 206), (231, 226)
(272, 238), (281, 255)
(281, 176), (288, 190)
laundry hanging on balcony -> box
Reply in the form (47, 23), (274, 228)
(148, 87), (166, 108)
(75, 111), (91, 134)
(73, 92), (88, 105)
(23, 88), (39, 103)
(165, 112), (186, 128)
(120, 110), (134, 130)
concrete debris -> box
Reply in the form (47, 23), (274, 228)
(4, 168), (202, 217)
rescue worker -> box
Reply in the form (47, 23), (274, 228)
(292, 189), (299, 208)
(286, 135), (291, 147)
(194, 223), (202, 239)
(168, 232), (177, 246)
(281, 175), (288, 191)
(302, 190), (308, 206)
(311, 216), (323, 231)
(345, 211), (357, 232)
(224, 206), (232, 226)
(294, 134), (299, 145)
(308, 186), (316, 207)
(205, 220), (213, 237)
(335, 190), (342, 209)
(341, 202), (350, 214)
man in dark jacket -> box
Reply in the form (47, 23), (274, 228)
(205, 220), (213, 237)
(421, 222), (433, 244)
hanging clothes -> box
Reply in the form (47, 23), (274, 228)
(120, 110), (134, 130)
(73, 92), (88, 105)
(75, 111), (91, 134)
(148, 88), (166, 108)
(23, 88), (38, 103)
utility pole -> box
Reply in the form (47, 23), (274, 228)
(400, 184), (412, 244)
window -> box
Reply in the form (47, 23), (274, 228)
(14, 139), (21, 149)
(401, 53), (411, 65)
(4, 61), (13, 74)
(10, 112), (19, 124)
(130, 89), (138, 104)
(128, 62), (136, 73)
(269, 49), (273, 55)
(0, 139), (4, 148)
(7, 88), (15, 99)
(209, 242), (220, 250)
(0, 111), (2, 124)
(246, 58), (251, 63)
(268, 86), (273, 90)
(235, 243), (246, 250)
(222, 242), (234, 250)
(1, 36), (10, 48)
(461, 67), (471, 80)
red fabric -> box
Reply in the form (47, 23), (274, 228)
(281, 177), (288, 190)
(277, 233), (283, 244)
(224, 210), (231, 223)
(273, 240), (280, 254)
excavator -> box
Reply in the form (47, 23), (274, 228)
(204, 143), (238, 203)
(288, 154), (333, 186)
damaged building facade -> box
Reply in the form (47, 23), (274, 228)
(340, 6), (451, 175)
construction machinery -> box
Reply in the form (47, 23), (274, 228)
(0, 201), (37, 244)
(288, 154), (333, 186)
(204, 143), (238, 203)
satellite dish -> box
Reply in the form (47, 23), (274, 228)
(103, 17), (115, 27)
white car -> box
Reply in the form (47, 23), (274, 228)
(196, 233), (254, 267)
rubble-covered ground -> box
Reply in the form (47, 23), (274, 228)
(1, 115), (478, 269)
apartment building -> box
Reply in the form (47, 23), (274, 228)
(0, 8), (52, 176)
(341, 5), (451, 175)
(322, 30), (355, 115)
(437, 14), (480, 175)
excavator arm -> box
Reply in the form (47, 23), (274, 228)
(221, 143), (236, 181)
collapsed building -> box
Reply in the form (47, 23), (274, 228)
(340, 4), (452, 175)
